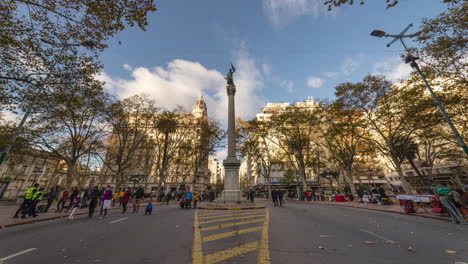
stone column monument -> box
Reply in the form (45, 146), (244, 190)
(220, 64), (243, 203)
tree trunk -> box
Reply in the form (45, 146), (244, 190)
(345, 169), (357, 196)
(394, 164), (414, 194)
(299, 167), (308, 191)
(66, 162), (77, 188)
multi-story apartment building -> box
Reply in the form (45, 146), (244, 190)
(102, 95), (212, 192)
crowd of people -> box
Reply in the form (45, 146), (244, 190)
(13, 184), (155, 220)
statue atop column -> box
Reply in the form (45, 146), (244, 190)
(225, 63), (236, 95)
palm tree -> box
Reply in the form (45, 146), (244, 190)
(155, 110), (178, 195)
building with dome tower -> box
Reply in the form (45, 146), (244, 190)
(101, 95), (218, 194)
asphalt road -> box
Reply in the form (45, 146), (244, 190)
(0, 201), (467, 264)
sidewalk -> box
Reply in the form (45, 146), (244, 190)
(270, 199), (450, 221)
(0, 200), (173, 228)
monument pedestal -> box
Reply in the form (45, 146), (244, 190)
(219, 157), (243, 203)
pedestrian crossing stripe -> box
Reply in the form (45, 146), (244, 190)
(199, 211), (263, 220)
(202, 226), (263, 242)
(199, 210), (255, 217)
(204, 241), (259, 263)
(199, 213), (266, 224)
(200, 218), (265, 231)
(193, 208), (271, 264)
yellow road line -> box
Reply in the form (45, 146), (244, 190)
(199, 211), (264, 220)
(199, 210), (254, 217)
(201, 218), (264, 231)
(205, 241), (259, 264)
(202, 226), (263, 243)
(192, 210), (203, 264)
(258, 208), (271, 264)
(199, 213), (265, 224)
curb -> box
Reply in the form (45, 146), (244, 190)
(285, 200), (449, 222)
(1, 202), (172, 229)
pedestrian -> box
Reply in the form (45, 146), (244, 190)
(193, 192), (199, 209)
(209, 188), (215, 203)
(56, 189), (70, 212)
(118, 189), (125, 207)
(14, 183), (39, 218)
(371, 187), (381, 205)
(100, 185), (113, 219)
(132, 186), (145, 213)
(65, 187), (79, 213)
(29, 187), (45, 217)
(278, 190), (284, 207)
(122, 187), (132, 214)
(112, 191), (119, 207)
(44, 185), (60, 212)
(271, 189), (278, 207)
(145, 199), (153, 215)
(249, 189), (255, 203)
(88, 186), (100, 218)
(165, 191), (171, 205)
(68, 196), (81, 220)
(357, 188), (364, 204)
(378, 185), (388, 205)
(81, 186), (91, 208)
(185, 190), (193, 209)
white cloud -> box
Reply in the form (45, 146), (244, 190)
(97, 55), (265, 127)
(123, 64), (132, 71)
(263, 0), (325, 26)
(306, 76), (324, 88)
(281, 80), (294, 93)
(341, 54), (366, 76)
(261, 63), (271, 76)
(373, 56), (413, 82)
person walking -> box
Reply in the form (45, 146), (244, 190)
(122, 187), (132, 213)
(278, 190), (284, 207)
(14, 183), (39, 218)
(132, 186), (145, 213)
(193, 192), (199, 209)
(65, 187), (79, 213)
(88, 186), (100, 218)
(118, 189), (125, 207)
(44, 185), (60, 212)
(28, 187), (45, 217)
(56, 189), (70, 212)
(271, 189), (278, 207)
(249, 189), (255, 203)
(112, 191), (119, 207)
(99, 186), (113, 219)
(68, 196), (81, 220)
(81, 186), (91, 208)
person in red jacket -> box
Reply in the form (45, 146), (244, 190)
(56, 189), (70, 212)
(121, 187), (132, 214)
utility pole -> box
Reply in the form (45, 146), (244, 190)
(371, 24), (468, 157)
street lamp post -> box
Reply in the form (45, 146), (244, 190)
(0, 37), (95, 167)
(370, 24), (468, 157)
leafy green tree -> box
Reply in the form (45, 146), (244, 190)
(0, 0), (156, 111)
(30, 80), (109, 187)
(317, 101), (369, 196)
(335, 75), (438, 194)
(100, 94), (159, 190)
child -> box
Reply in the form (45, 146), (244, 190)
(68, 196), (81, 220)
(145, 199), (153, 215)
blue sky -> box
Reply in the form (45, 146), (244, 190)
(98, 0), (446, 125)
